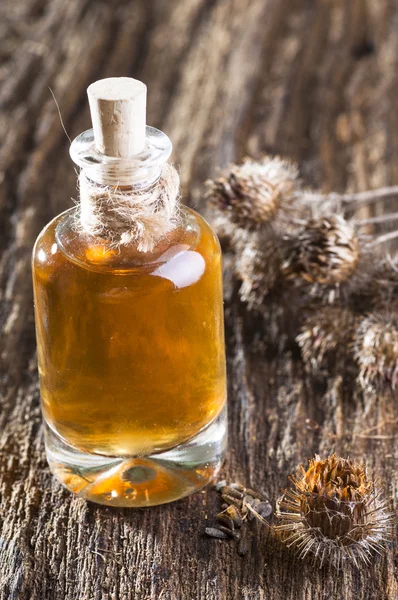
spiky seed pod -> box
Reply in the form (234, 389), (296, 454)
(211, 210), (241, 248)
(282, 216), (359, 286)
(353, 310), (398, 391)
(234, 230), (283, 310)
(232, 229), (306, 345)
(297, 306), (357, 374)
(206, 155), (302, 231)
(276, 454), (394, 569)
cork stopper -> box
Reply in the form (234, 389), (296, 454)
(87, 77), (147, 158)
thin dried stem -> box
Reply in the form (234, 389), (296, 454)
(370, 230), (398, 246)
(303, 185), (398, 206)
(354, 212), (398, 226)
(354, 434), (395, 440)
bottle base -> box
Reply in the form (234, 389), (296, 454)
(44, 407), (227, 507)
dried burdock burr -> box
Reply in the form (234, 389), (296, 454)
(206, 155), (302, 232)
(275, 454), (394, 569)
(232, 230), (303, 345)
(281, 215), (378, 305)
(353, 310), (398, 391)
(297, 306), (357, 374)
(210, 210), (242, 249)
(282, 216), (360, 286)
(234, 230), (284, 310)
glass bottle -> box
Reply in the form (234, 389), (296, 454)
(32, 78), (227, 507)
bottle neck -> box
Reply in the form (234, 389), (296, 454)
(77, 163), (181, 252)
(70, 126), (172, 186)
(70, 126), (180, 252)
(80, 166), (162, 192)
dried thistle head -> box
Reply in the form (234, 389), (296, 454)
(210, 210), (243, 250)
(276, 454), (394, 569)
(206, 155), (301, 231)
(354, 310), (398, 391)
(234, 230), (283, 310)
(282, 216), (359, 286)
(297, 306), (357, 374)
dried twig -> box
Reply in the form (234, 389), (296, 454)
(302, 186), (398, 206)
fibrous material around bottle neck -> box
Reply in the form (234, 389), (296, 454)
(78, 163), (181, 252)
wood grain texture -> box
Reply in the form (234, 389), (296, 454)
(0, 0), (397, 598)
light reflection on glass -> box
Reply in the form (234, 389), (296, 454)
(152, 250), (205, 289)
(37, 248), (47, 263)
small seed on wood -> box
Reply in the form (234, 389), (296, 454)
(220, 486), (244, 499)
(225, 505), (243, 527)
(243, 494), (255, 505)
(216, 513), (235, 531)
(254, 501), (273, 519)
(217, 525), (240, 540)
(245, 488), (265, 500)
(221, 494), (243, 508)
(205, 527), (229, 540)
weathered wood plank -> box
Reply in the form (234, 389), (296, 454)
(0, 1), (397, 599)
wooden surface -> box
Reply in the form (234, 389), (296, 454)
(0, 0), (397, 598)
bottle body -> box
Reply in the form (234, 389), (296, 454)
(32, 206), (227, 506)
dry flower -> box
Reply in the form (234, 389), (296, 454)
(206, 155), (301, 231)
(207, 154), (398, 393)
(281, 216), (379, 306)
(234, 230), (283, 310)
(354, 310), (398, 391)
(282, 216), (359, 286)
(297, 306), (357, 374)
(210, 210), (240, 248)
(276, 454), (394, 569)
